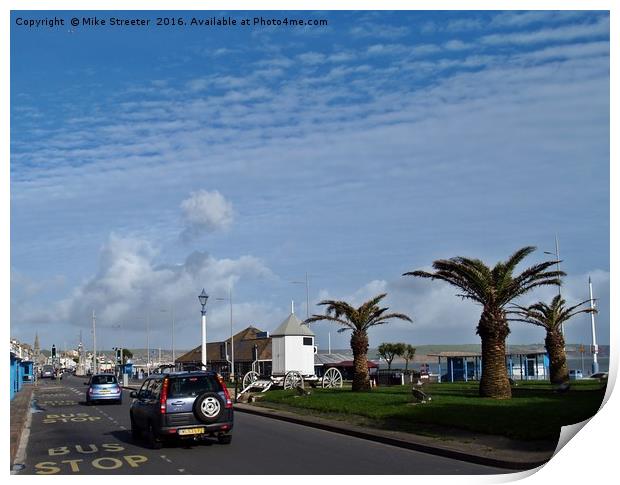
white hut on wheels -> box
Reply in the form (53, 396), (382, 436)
(271, 311), (316, 378)
(239, 305), (343, 395)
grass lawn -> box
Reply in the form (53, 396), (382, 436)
(255, 380), (606, 442)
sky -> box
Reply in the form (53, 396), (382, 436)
(9, 9), (610, 354)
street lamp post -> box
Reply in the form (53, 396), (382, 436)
(146, 312), (150, 376)
(199, 289), (209, 369)
(92, 310), (97, 374)
(160, 307), (176, 365)
(216, 288), (234, 381)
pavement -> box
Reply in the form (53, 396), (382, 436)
(120, 378), (553, 471)
(10, 382), (36, 468)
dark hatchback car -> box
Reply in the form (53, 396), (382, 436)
(41, 365), (55, 379)
(129, 371), (233, 449)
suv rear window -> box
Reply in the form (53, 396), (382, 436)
(91, 375), (118, 385)
(168, 375), (221, 398)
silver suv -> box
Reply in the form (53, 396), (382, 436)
(129, 371), (234, 449)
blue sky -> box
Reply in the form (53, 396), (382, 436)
(10, 10), (610, 353)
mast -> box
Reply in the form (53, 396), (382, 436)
(588, 277), (599, 374)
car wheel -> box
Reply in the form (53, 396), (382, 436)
(147, 422), (162, 450)
(217, 434), (232, 445)
(193, 392), (225, 424)
(116, 398), (123, 405)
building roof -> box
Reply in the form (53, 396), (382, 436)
(271, 313), (314, 337)
(428, 351), (482, 358)
(314, 353), (354, 365)
(175, 326), (272, 363)
(428, 348), (548, 359)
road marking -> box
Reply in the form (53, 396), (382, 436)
(92, 457), (123, 470)
(35, 455), (149, 474)
(159, 455), (172, 463)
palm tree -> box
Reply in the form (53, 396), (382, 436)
(509, 295), (595, 384)
(404, 246), (563, 399)
(305, 294), (412, 391)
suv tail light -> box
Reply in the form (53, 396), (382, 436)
(216, 374), (233, 408)
(160, 377), (169, 414)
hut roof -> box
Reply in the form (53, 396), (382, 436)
(271, 313), (314, 337)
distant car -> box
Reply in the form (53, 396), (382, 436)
(568, 369), (584, 380)
(129, 370), (233, 449)
(41, 365), (55, 379)
(85, 374), (123, 405)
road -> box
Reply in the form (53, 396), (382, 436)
(16, 375), (510, 475)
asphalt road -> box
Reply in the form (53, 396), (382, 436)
(17, 375), (510, 475)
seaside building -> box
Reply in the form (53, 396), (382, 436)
(428, 348), (550, 383)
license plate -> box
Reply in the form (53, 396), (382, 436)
(99, 390), (110, 394)
(178, 427), (204, 436)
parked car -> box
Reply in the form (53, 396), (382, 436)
(85, 374), (123, 405)
(129, 370), (233, 449)
(40, 365), (55, 379)
(568, 369), (584, 380)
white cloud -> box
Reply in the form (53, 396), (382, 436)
(444, 40), (471, 51)
(481, 17), (609, 46)
(296, 52), (326, 65)
(180, 190), (234, 239)
(490, 11), (586, 28)
(15, 233), (277, 348)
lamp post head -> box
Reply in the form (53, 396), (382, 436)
(198, 289), (209, 311)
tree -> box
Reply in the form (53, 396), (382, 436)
(401, 344), (416, 371)
(404, 246), (563, 399)
(509, 295), (595, 384)
(378, 343), (406, 370)
(122, 348), (133, 364)
(306, 294), (412, 391)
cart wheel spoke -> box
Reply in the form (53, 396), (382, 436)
(284, 371), (304, 390)
(322, 367), (343, 388)
(242, 370), (259, 389)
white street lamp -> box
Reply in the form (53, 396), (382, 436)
(146, 312), (151, 376)
(199, 289), (209, 369)
(216, 288), (234, 381)
(160, 307), (175, 365)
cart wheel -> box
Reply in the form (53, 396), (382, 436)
(322, 367), (343, 388)
(242, 371), (259, 389)
(283, 371), (304, 390)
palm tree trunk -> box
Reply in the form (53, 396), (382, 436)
(546, 329), (568, 384)
(351, 330), (370, 391)
(477, 309), (512, 399)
